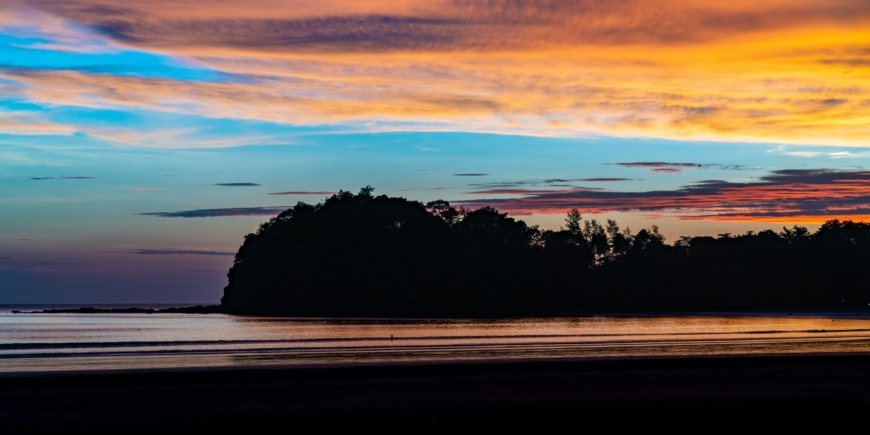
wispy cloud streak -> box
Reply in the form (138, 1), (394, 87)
(26, 176), (96, 180)
(0, 256), (92, 272)
(116, 249), (235, 256)
(613, 163), (756, 172)
(139, 207), (289, 218)
(268, 191), (335, 195)
(460, 169), (870, 223)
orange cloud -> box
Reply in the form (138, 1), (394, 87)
(12, 1), (870, 51)
(1, 0), (868, 145)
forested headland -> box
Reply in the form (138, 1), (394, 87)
(220, 187), (870, 317)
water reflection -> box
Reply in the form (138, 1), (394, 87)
(2, 313), (870, 374)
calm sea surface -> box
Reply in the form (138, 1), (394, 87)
(3, 305), (870, 374)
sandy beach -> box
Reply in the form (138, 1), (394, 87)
(3, 353), (870, 431)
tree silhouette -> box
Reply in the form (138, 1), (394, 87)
(221, 188), (870, 316)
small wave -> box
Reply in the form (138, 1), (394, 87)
(5, 335), (870, 361)
(5, 328), (870, 351)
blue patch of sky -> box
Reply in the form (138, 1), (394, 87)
(0, 101), (342, 149)
(4, 130), (870, 287)
(41, 106), (137, 125)
(0, 33), (51, 46)
(0, 99), (46, 112)
(0, 30), (227, 82)
(6, 128), (868, 192)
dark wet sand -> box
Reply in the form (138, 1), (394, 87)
(2, 353), (870, 431)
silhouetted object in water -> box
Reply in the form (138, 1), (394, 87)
(220, 187), (870, 317)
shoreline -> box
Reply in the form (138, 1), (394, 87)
(4, 304), (870, 319)
(3, 353), (870, 429)
(4, 350), (870, 378)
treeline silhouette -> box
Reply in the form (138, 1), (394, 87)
(221, 187), (870, 316)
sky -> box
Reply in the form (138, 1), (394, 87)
(1, 0), (869, 303)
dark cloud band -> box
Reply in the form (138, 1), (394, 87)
(268, 191), (336, 195)
(612, 163), (756, 173)
(139, 206), (289, 218)
(615, 162), (703, 168)
(117, 249), (235, 256)
(26, 1), (870, 53)
(27, 176), (96, 180)
(459, 169), (870, 221)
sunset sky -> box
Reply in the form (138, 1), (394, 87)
(2, 0), (869, 303)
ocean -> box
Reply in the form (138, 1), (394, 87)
(3, 305), (870, 374)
